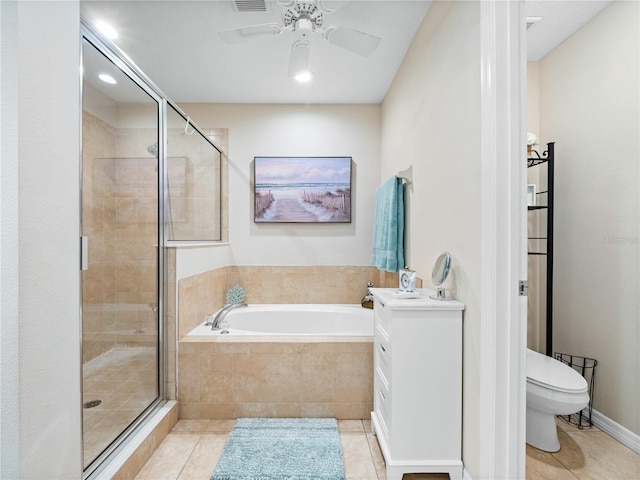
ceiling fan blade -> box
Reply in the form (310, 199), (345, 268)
(217, 23), (283, 44)
(287, 40), (311, 77)
(325, 26), (381, 56)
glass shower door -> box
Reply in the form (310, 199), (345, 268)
(81, 38), (161, 471)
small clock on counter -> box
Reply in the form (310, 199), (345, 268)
(399, 267), (417, 292)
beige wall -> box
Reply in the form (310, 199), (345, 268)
(531, 1), (639, 435)
(380, 1), (482, 476)
(176, 103), (381, 277)
(526, 63), (546, 352)
(526, 63), (540, 138)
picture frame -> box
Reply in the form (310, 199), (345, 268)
(254, 156), (352, 223)
(527, 184), (537, 207)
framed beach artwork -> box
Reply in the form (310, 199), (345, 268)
(254, 156), (352, 223)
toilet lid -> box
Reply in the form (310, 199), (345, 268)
(527, 349), (588, 393)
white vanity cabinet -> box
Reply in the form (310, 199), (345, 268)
(370, 288), (464, 480)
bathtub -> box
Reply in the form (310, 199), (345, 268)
(187, 304), (374, 336)
(179, 304), (374, 420)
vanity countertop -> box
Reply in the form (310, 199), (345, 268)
(370, 288), (464, 310)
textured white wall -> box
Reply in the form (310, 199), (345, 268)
(177, 103), (381, 276)
(17, 2), (82, 477)
(538, 0), (639, 435)
(381, 1), (482, 476)
(1, 1), (20, 476)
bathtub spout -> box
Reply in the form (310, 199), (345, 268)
(361, 282), (375, 309)
(211, 303), (247, 330)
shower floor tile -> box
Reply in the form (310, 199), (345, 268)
(83, 346), (158, 468)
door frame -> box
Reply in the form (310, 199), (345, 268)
(479, 1), (527, 478)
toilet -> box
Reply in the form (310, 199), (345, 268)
(526, 348), (589, 452)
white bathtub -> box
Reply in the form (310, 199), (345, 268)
(188, 304), (374, 336)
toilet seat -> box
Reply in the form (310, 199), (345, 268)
(526, 348), (590, 452)
(527, 349), (588, 394)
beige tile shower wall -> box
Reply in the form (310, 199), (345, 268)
(113, 127), (161, 352)
(82, 111), (117, 362)
(177, 338), (373, 420)
(82, 112), (160, 363)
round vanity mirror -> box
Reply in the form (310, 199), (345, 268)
(430, 252), (451, 300)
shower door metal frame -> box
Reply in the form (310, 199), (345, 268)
(81, 16), (223, 478)
(80, 20), (168, 479)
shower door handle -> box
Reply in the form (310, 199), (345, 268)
(80, 236), (88, 271)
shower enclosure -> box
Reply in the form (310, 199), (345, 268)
(81, 22), (221, 477)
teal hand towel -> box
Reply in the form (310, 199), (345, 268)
(371, 176), (404, 273)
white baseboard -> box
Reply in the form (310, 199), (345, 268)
(462, 467), (473, 480)
(587, 408), (640, 455)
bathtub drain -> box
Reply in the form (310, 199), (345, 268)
(83, 399), (102, 409)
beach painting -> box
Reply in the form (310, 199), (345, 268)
(254, 156), (352, 223)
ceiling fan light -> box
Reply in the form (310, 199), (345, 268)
(294, 70), (313, 82)
(98, 73), (117, 84)
(288, 40), (311, 78)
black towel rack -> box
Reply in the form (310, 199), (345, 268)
(527, 142), (554, 356)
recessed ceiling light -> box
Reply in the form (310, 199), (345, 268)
(294, 70), (313, 83)
(526, 16), (543, 31)
(98, 73), (117, 84)
(95, 20), (118, 40)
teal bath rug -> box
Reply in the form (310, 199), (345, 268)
(211, 417), (346, 480)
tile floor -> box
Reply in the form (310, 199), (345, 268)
(134, 417), (640, 480)
(527, 418), (640, 480)
(83, 347), (158, 466)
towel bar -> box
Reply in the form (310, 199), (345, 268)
(397, 165), (413, 191)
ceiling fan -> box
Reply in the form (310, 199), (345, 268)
(217, 0), (381, 80)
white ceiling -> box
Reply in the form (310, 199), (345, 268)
(525, 0), (612, 61)
(80, 0), (614, 105)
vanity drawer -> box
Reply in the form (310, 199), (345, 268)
(374, 337), (392, 383)
(376, 383), (392, 432)
(374, 300), (392, 338)
(375, 324), (391, 352)
(375, 366), (391, 400)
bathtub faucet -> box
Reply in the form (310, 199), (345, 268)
(211, 303), (247, 330)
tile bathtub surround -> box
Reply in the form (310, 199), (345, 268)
(177, 338), (373, 420)
(227, 265), (380, 304)
(174, 265), (418, 418)
(135, 417), (640, 480)
(178, 266), (229, 338)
